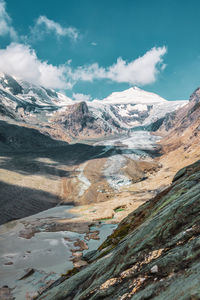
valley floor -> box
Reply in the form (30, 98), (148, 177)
(0, 127), (199, 299)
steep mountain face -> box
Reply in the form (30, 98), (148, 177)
(89, 99), (187, 133)
(52, 101), (124, 138)
(158, 86), (200, 157)
(85, 88), (187, 136)
(37, 159), (200, 300)
(90, 87), (187, 133)
(0, 119), (67, 153)
(0, 73), (72, 121)
(159, 87), (200, 135)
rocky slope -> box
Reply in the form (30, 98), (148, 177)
(0, 73), (72, 117)
(158, 86), (200, 135)
(51, 101), (125, 138)
(37, 159), (200, 300)
(152, 84), (200, 187)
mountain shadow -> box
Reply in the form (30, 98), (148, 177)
(0, 120), (162, 224)
(0, 181), (65, 225)
(0, 120), (161, 178)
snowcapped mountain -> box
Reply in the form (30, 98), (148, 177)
(87, 88), (187, 133)
(0, 73), (72, 120)
(100, 86), (167, 104)
(0, 72), (188, 139)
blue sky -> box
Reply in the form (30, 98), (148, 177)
(0, 0), (200, 100)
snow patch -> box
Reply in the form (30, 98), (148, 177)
(104, 155), (132, 190)
(77, 163), (91, 196)
(133, 104), (148, 111)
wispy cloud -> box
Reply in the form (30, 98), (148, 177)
(72, 93), (91, 101)
(0, 1), (78, 43)
(0, 0), (17, 40)
(107, 46), (167, 85)
(67, 46), (167, 86)
(32, 15), (79, 41)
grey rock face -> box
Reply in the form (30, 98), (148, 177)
(189, 87), (200, 103)
(37, 160), (200, 300)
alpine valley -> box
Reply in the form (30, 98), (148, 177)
(0, 73), (200, 300)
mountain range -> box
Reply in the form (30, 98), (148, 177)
(0, 73), (187, 141)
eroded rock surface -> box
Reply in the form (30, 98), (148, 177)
(38, 160), (200, 300)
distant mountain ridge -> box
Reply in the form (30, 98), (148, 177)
(0, 72), (188, 140)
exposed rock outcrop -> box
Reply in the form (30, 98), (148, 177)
(51, 101), (125, 138)
(37, 160), (200, 300)
(159, 86), (200, 136)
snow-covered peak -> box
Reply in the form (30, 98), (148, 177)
(0, 72), (73, 107)
(56, 92), (73, 106)
(101, 87), (167, 104)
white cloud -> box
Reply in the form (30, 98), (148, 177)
(0, 43), (167, 91)
(0, 0), (17, 40)
(107, 47), (167, 85)
(33, 15), (79, 41)
(68, 46), (167, 86)
(67, 63), (106, 82)
(0, 2), (166, 91)
(0, 43), (70, 89)
(72, 93), (91, 101)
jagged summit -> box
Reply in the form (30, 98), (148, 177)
(0, 72), (73, 108)
(101, 86), (167, 104)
